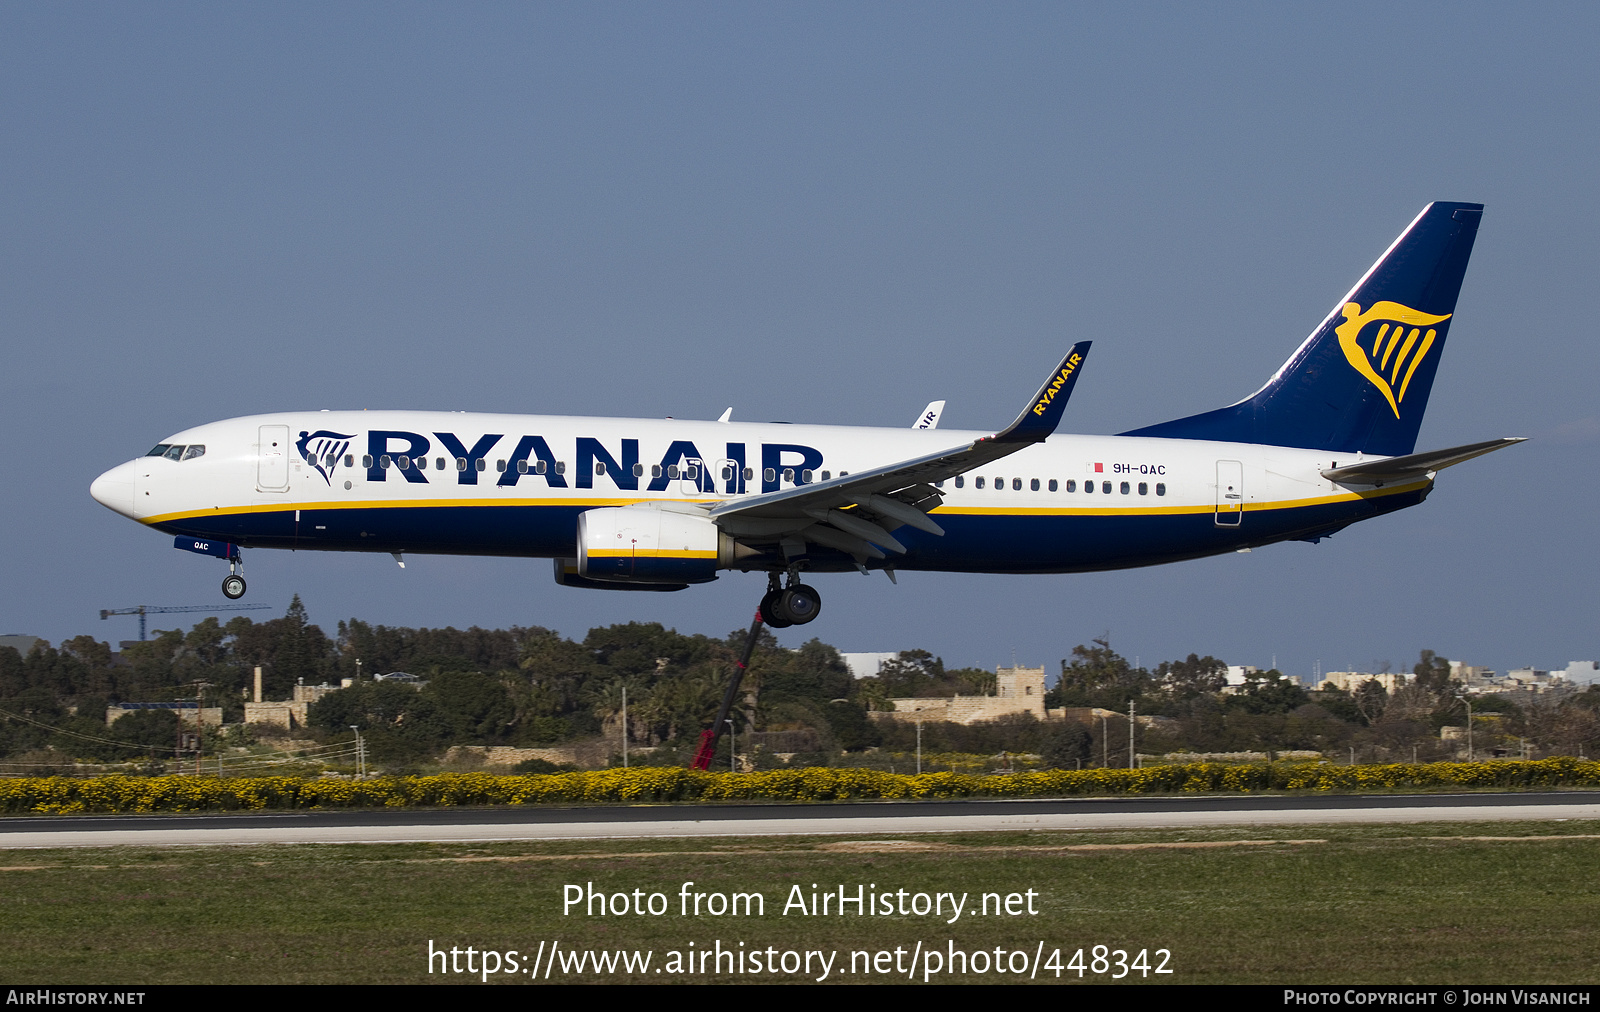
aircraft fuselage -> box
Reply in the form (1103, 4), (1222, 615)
(92, 411), (1424, 575)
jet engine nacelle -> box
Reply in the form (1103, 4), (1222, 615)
(576, 505), (735, 586)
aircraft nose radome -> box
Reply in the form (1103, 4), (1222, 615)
(90, 463), (137, 518)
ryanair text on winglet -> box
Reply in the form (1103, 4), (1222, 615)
(1031, 353), (1084, 417)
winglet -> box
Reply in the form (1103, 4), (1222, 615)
(991, 342), (1091, 444)
(912, 400), (946, 430)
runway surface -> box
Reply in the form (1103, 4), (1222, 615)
(2, 792), (1598, 848)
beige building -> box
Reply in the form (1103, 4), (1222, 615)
(244, 679), (340, 730)
(1317, 671), (1409, 693)
(105, 702), (222, 727)
(875, 665), (1050, 725)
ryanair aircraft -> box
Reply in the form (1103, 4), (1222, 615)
(91, 201), (1518, 629)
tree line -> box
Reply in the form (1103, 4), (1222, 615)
(2, 600), (1597, 768)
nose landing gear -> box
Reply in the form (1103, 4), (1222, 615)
(221, 550), (246, 600)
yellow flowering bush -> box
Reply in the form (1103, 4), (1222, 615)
(2, 757), (1597, 814)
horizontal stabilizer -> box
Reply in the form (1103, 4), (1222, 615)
(1321, 437), (1525, 486)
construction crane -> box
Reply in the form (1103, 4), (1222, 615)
(99, 603), (273, 641)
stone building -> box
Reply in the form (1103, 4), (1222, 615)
(874, 665), (1051, 725)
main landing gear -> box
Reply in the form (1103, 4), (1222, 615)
(758, 571), (822, 628)
(689, 570), (822, 770)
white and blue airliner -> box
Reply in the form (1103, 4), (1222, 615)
(91, 201), (1518, 629)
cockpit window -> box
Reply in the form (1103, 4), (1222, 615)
(163, 445), (185, 461)
(180, 445), (205, 461)
(147, 444), (172, 457)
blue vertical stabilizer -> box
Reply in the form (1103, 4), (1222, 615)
(1121, 201), (1483, 456)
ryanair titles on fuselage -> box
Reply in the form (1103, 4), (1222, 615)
(337, 426), (822, 495)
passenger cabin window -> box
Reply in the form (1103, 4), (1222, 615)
(1156, 483), (1166, 496)
(434, 457), (444, 470)
(517, 460), (529, 474)
(1138, 482), (1148, 495)
(820, 470), (830, 481)
(800, 469), (813, 483)
(1102, 481), (1112, 494)
(181, 445), (205, 461)
(362, 454), (373, 468)
(633, 463), (645, 477)
(1120, 481), (1130, 494)
(496, 460), (507, 472)
(782, 468), (795, 482)
(456, 457), (468, 471)
(668, 465), (680, 479)
(743, 467), (754, 480)
(594, 461), (606, 476)
(1013, 478), (1022, 491)
(1084, 480), (1093, 493)
(1049, 479), (1059, 492)
(975, 477), (985, 489)
(1030, 478), (1039, 491)
(476, 458), (487, 472)
(954, 476), (964, 488)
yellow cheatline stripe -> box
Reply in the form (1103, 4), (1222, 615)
(139, 479), (1429, 527)
(586, 549), (717, 560)
(139, 495), (674, 525)
(930, 479), (1429, 518)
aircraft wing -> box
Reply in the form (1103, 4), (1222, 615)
(1320, 437), (1525, 486)
(709, 342), (1090, 561)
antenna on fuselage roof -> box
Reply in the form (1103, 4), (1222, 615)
(717, 407), (733, 423)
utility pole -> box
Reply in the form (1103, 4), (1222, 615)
(1128, 699), (1136, 769)
(621, 685), (628, 768)
(916, 721), (923, 775)
(192, 681), (211, 776)
(348, 726), (365, 777)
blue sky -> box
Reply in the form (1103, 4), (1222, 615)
(3, 4), (1595, 678)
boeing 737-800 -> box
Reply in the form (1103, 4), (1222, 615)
(91, 201), (1518, 633)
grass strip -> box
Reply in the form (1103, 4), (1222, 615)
(2, 820), (1597, 984)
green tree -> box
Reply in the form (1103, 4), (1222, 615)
(1041, 722), (1093, 768)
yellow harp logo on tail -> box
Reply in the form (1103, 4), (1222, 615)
(1335, 301), (1451, 418)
